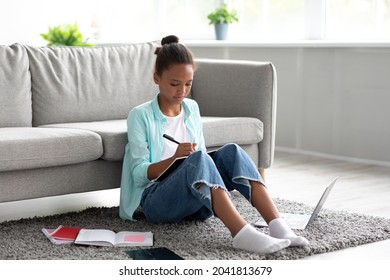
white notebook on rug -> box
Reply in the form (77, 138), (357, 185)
(254, 178), (338, 230)
(75, 229), (153, 247)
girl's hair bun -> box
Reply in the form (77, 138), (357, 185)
(161, 35), (179, 46)
(153, 34), (195, 75)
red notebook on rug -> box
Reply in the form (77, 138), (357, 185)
(42, 225), (82, 244)
(51, 225), (81, 240)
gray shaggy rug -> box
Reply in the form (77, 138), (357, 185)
(1, 191), (390, 260)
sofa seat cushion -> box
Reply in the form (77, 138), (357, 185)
(202, 117), (263, 147)
(41, 120), (127, 161)
(0, 128), (103, 172)
(41, 117), (263, 161)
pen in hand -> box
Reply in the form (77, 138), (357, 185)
(163, 134), (181, 145)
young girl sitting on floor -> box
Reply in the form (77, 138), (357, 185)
(119, 35), (308, 255)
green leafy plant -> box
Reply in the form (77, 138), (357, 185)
(40, 23), (94, 47)
(207, 3), (238, 25)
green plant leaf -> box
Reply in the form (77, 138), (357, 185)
(207, 3), (238, 25)
(40, 22), (94, 47)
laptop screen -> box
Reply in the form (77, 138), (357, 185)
(307, 178), (338, 224)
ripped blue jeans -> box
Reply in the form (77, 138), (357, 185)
(140, 143), (265, 223)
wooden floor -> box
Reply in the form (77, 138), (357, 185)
(266, 149), (390, 259)
(1, 149), (389, 259)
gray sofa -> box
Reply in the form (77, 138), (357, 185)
(0, 41), (277, 204)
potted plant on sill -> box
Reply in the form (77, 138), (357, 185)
(40, 23), (94, 46)
(207, 3), (238, 40)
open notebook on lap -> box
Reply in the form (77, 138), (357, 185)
(254, 178), (338, 230)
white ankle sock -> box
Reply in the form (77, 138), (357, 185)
(268, 218), (309, 246)
(233, 224), (290, 254)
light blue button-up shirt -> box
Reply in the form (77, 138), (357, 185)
(119, 94), (206, 221)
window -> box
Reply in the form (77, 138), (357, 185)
(1, 0), (390, 45)
(326, 0), (390, 40)
(202, 0), (306, 40)
(91, 0), (390, 42)
(145, 0), (306, 41)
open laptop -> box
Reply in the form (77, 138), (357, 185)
(254, 178), (338, 230)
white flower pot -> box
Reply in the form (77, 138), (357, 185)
(214, 23), (229, 40)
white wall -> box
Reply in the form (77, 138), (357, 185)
(188, 43), (390, 164)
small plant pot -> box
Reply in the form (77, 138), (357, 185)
(214, 23), (229, 40)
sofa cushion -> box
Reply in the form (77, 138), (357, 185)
(0, 44), (32, 127)
(202, 117), (263, 147)
(41, 120), (127, 161)
(41, 117), (262, 162)
(25, 42), (159, 127)
(0, 128), (103, 172)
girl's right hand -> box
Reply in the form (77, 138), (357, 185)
(174, 142), (197, 158)
(148, 142), (197, 180)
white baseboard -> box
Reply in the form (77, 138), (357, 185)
(275, 146), (390, 168)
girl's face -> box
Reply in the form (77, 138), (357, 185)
(154, 63), (194, 109)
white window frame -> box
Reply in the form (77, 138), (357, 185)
(304, 0), (326, 39)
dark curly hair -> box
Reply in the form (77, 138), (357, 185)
(154, 35), (195, 76)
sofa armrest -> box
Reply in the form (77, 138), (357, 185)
(191, 58), (277, 168)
